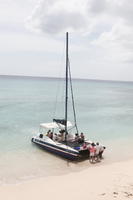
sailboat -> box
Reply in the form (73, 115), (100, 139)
(31, 33), (93, 160)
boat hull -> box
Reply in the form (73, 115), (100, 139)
(31, 137), (80, 161)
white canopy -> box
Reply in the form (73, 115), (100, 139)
(40, 121), (72, 129)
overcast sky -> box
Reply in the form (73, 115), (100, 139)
(1, 0), (133, 81)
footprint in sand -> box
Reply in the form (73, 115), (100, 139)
(100, 193), (106, 196)
(113, 192), (119, 198)
(124, 191), (133, 197)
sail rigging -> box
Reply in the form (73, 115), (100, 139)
(53, 32), (78, 137)
(64, 32), (78, 139)
(31, 32), (105, 161)
(68, 59), (79, 134)
(65, 32), (69, 139)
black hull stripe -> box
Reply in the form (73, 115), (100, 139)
(35, 142), (79, 160)
(33, 139), (79, 157)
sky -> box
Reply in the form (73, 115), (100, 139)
(0, 0), (133, 81)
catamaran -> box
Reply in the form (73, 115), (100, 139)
(31, 33), (100, 160)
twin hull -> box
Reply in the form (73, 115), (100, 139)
(31, 137), (88, 161)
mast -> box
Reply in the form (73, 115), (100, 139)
(65, 32), (68, 140)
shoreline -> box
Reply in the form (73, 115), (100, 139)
(1, 142), (133, 187)
(1, 158), (133, 200)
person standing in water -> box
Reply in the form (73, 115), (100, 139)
(89, 143), (96, 163)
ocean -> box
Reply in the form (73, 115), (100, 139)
(0, 75), (133, 185)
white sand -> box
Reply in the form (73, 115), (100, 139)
(0, 159), (133, 200)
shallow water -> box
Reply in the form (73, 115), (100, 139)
(0, 76), (133, 185)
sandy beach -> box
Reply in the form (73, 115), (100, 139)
(1, 159), (133, 200)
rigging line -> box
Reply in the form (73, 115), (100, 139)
(65, 32), (68, 143)
(68, 58), (79, 134)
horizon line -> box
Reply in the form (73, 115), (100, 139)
(0, 74), (133, 84)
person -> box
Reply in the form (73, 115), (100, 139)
(75, 133), (79, 142)
(82, 142), (87, 150)
(78, 132), (85, 143)
(89, 143), (96, 163)
(57, 130), (65, 142)
(99, 146), (106, 159)
(60, 132), (65, 142)
(53, 133), (58, 141)
(39, 133), (43, 138)
(80, 132), (85, 141)
(95, 142), (101, 161)
(46, 130), (51, 137)
(49, 132), (53, 140)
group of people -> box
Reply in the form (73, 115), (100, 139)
(45, 130), (105, 162)
(75, 132), (85, 143)
(46, 130), (85, 143)
(46, 129), (65, 142)
(82, 142), (105, 163)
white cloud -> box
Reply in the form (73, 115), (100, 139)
(86, 0), (133, 64)
(88, 0), (107, 14)
(1, 0), (133, 81)
(26, 0), (133, 41)
(26, 0), (89, 34)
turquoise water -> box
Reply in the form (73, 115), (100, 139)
(1, 75), (133, 184)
